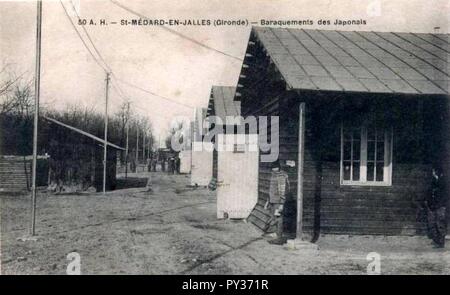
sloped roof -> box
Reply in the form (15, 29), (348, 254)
(208, 86), (241, 121)
(253, 27), (449, 95)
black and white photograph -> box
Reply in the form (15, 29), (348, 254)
(0, 0), (449, 279)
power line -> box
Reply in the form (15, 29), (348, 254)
(115, 77), (195, 109)
(68, 0), (113, 72)
(66, 1), (131, 101)
(60, 0), (194, 115)
(109, 0), (244, 62)
(59, 1), (108, 73)
(110, 73), (130, 99)
(111, 80), (128, 102)
(60, 1), (133, 106)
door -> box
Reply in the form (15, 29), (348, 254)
(217, 134), (259, 219)
(191, 142), (213, 186)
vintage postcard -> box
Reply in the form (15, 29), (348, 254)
(0, 0), (449, 279)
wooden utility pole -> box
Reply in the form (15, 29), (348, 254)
(296, 102), (305, 239)
(285, 102), (317, 250)
(103, 72), (110, 194)
(146, 133), (149, 159)
(30, 0), (42, 236)
(125, 102), (130, 178)
(143, 130), (146, 162)
(136, 125), (139, 170)
(148, 133), (153, 158)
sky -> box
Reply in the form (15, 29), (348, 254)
(1, 0), (449, 141)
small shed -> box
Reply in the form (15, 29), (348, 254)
(44, 116), (124, 192)
(191, 107), (213, 186)
(237, 27), (449, 238)
(206, 86), (242, 178)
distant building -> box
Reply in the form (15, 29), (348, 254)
(206, 86), (241, 178)
(206, 86), (259, 219)
(191, 107), (212, 186)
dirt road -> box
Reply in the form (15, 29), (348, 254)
(1, 172), (449, 274)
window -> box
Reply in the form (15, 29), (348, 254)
(340, 122), (393, 186)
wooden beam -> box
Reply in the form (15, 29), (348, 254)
(44, 116), (125, 151)
(296, 102), (306, 239)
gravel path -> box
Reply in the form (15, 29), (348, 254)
(1, 172), (449, 274)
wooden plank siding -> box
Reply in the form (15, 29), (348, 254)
(0, 156), (48, 192)
(441, 95), (450, 234)
(0, 157), (31, 192)
(241, 30), (314, 236)
(281, 94), (436, 236)
(248, 92), (434, 236)
(302, 161), (430, 235)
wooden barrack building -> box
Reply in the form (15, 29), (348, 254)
(236, 27), (449, 238)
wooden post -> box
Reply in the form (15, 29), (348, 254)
(148, 135), (152, 160)
(286, 101), (317, 250)
(30, 0), (42, 236)
(103, 72), (110, 194)
(125, 102), (129, 179)
(136, 126), (139, 170)
(143, 131), (146, 162)
(296, 102), (306, 239)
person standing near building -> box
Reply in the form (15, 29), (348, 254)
(151, 156), (157, 172)
(175, 156), (181, 174)
(267, 160), (290, 245)
(427, 167), (447, 248)
(168, 157), (174, 174)
(130, 158), (136, 173)
(161, 157), (166, 172)
(146, 157), (151, 172)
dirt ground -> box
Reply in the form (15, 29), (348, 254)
(1, 172), (449, 275)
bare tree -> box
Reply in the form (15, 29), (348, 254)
(0, 63), (30, 115)
(114, 101), (132, 162)
(9, 79), (34, 118)
(115, 102), (130, 147)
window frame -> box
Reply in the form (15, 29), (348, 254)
(340, 122), (393, 187)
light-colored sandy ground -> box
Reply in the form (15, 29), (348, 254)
(1, 172), (449, 275)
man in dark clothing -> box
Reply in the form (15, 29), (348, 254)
(175, 156), (181, 174)
(427, 167), (447, 248)
(151, 157), (157, 172)
(146, 158), (151, 172)
(168, 157), (175, 174)
(266, 160), (290, 245)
